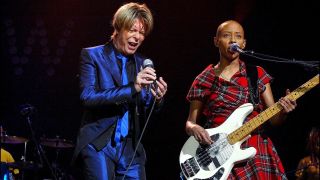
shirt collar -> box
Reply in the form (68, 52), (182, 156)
(214, 59), (247, 77)
(239, 59), (247, 76)
(111, 43), (133, 62)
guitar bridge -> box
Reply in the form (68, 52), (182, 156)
(181, 157), (200, 178)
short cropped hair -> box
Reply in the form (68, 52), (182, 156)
(111, 3), (153, 39)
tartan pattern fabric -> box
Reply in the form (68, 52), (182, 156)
(228, 135), (287, 180)
(186, 60), (271, 127)
(186, 60), (287, 179)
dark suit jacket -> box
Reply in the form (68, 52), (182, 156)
(72, 42), (156, 164)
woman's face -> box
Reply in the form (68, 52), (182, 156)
(214, 21), (246, 60)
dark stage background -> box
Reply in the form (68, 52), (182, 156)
(1, 0), (318, 179)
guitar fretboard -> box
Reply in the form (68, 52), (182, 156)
(228, 74), (319, 145)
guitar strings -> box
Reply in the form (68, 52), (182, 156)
(193, 136), (230, 167)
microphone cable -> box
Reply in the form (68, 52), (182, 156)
(121, 83), (159, 180)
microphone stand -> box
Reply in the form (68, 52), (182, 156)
(25, 114), (57, 180)
(240, 50), (319, 70)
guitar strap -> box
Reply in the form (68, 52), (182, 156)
(246, 64), (260, 107)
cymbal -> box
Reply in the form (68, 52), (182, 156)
(0, 135), (28, 144)
(40, 137), (74, 148)
(5, 161), (42, 170)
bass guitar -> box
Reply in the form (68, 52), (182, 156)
(179, 74), (319, 180)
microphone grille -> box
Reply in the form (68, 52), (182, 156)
(230, 43), (242, 53)
(230, 42), (239, 48)
(143, 59), (154, 68)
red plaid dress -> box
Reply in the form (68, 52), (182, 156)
(186, 60), (287, 179)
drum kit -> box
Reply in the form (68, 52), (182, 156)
(1, 126), (74, 180)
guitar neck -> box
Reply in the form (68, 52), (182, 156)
(228, 74), (319, 144)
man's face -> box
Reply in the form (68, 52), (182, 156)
(115, 18), (146, 55)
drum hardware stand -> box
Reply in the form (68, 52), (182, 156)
(19, 141), (28, 180)
(40, 135), (75, 180)
(22, 105), (58, 180)
(0, 125), (4, 179)
(52, 148), (66, 180)
(0, 125), (14, 180)
(1, 125), (3, 162)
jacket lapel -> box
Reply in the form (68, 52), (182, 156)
(101, 43), (122, 86)
(133, 54), (143, 74)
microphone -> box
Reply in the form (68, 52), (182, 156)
(143, 58), (154, 68)
(229, 43), (244, 53)
(20, 104), (36, 116)
(142, 59), (157, 95)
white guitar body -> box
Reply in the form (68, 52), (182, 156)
(179, 103), (257, 180)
